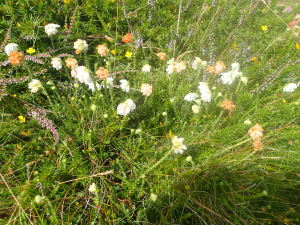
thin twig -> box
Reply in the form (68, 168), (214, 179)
(58, 170), (113, 184)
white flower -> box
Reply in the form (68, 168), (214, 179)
(175, 61), (187, 73)
(75, 66), (93, 85)
(101, 77), (114, 88)
(90, 104), (97, 111)
(150, 193), (158, 202)
(172, 136), (187, 154)
(5, 43), (18, 56)
(135, 129), (142, 134)
(192, 105), (200, 114)
(191, 57), (207, 70)
(283, 83), (298, 93)
(244, 119), (252, 125)
(28, 79), (42, 93)
(166, 59), (186, 74)
(44, 24), (60, 36)
(162, 112), (167, 116)
(186, 156), (193, 162)
(140, 83), (153, 96)
(34, 195), (45, 204)
(117, 99), (136, 116)
(74, 39), (88, 54)
(240, 76), (248, 84)
(120, 79), (130, 92)
(198, 82), (212, 102)
(51, 57), (62, 70)
(184, 93), (199, 102)
(220, 62), (242, 85)
(217, 92), (223, 97)
(88, 183), (97, 194)
(142, 64), (151, 72)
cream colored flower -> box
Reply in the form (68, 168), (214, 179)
(5, 43), (18, 56)
(142, 64), (151, 72)
(198, 82), (211, 102)
(120, 79), (130, 92)
(28, 79), (42, 93)
(172, 136), (187, 154)
(88, 183), (97, 193)
(65, 57), (78, 69)
(192, 105), (200, 114)
(96, 44), (109, 56)
(191, 57), (207, 70)
(44, 24), (60, 36)
(140, 83), (153, 96)
(184, 93), (199, 102)
(74, 39), (88, 54)
(283, 83), (298, 93)
(117, 99), (136, 116)
(51, 57), (62, 70)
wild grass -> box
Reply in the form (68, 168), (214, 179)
(0, 0), (300, 224)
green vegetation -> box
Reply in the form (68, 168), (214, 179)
(0, 0), (299, 224)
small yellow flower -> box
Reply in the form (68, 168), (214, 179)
(111, 0), (116, 2)
(282, 99), (286, 103)
(18, 116), (25, 123)
(64, 0), (72, 4)
(125, 51), (132, 58)
(295, 43), (300, 50)
(26, 48), (36, 54)
(233, 41), (237, 50)
(261, 26), (268, 31)
(16, 23), (21, 27)
(111, 49), (116, 55)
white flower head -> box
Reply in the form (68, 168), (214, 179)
(34, 195), (45, 204)
(184, 93), (199, 102)
(88, 183), (97, 194)
(150, 193), (158, 202)
(28, 79), (42, 93)
(142, 64), (151, 72)
(120, 79), (130, 92)
(240, 76), (248, 84)
(192, 57), (207, 70)
(175, 61), (187, 73)
(44, 23), (60, 36)
(101, 77), (114, 88)
(74, 39), (88, 53)
(192, 105), (200, 114)
(198, 82), (212, 102)
(75, 66), (92, 85)
(140, 83), (153, 96)
(117, 99), (136, 116)
(220, 62), (242, 85)
(5, 43), (18, 56)
(51, 57), (62, 70)
(283, 83), (298, 93)
(172, 136), (187, 154)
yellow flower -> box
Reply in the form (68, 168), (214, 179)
(295, 43), (300, 50)
(111, 0), (116, 2)
(233, 41), (237, 50)
(111, 49), (116, 55)
(125, 51), (132, 58)
(18, 116), (25, 123)
(64, 0), (72, 4)
(261, 25), (268, 31)
(26, 48), (36, 54)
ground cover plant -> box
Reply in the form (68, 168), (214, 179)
(0, 0), (300, 224)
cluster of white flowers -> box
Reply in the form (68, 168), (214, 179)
(191, 57), (207, 70)
(283, 83), (298, 93)
(184, 93), (199, 102)
(117, 99), (136, 116)
(172, 136), (187, 154)
(166, 58), (187, 74)
(220, 62), (244, 85)
(74, 66), (100, 91)
(51, 57), (62, 70)
(44, 24), (60, 36)
(28, 79), (42, 93)
(120, 79), (130, 92)
(74, 39), (88, 54)
(142, 64), (151, 73)
(5, 43), (18, 56)
(198, 82), (212, 102)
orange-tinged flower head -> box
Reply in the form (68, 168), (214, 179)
(9, 51), (24, 66)
(253, 139), (263, 151)
(156, 52), (167, 61)
(65, 57), (78, 69)
(121, 33), (133, 43)
(96, 44), (109, 56)
(215, 61), (226, 74)
(206, 66), (216, 74)
(96, 67), (110, 80)
(220, 99), (236, 112)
